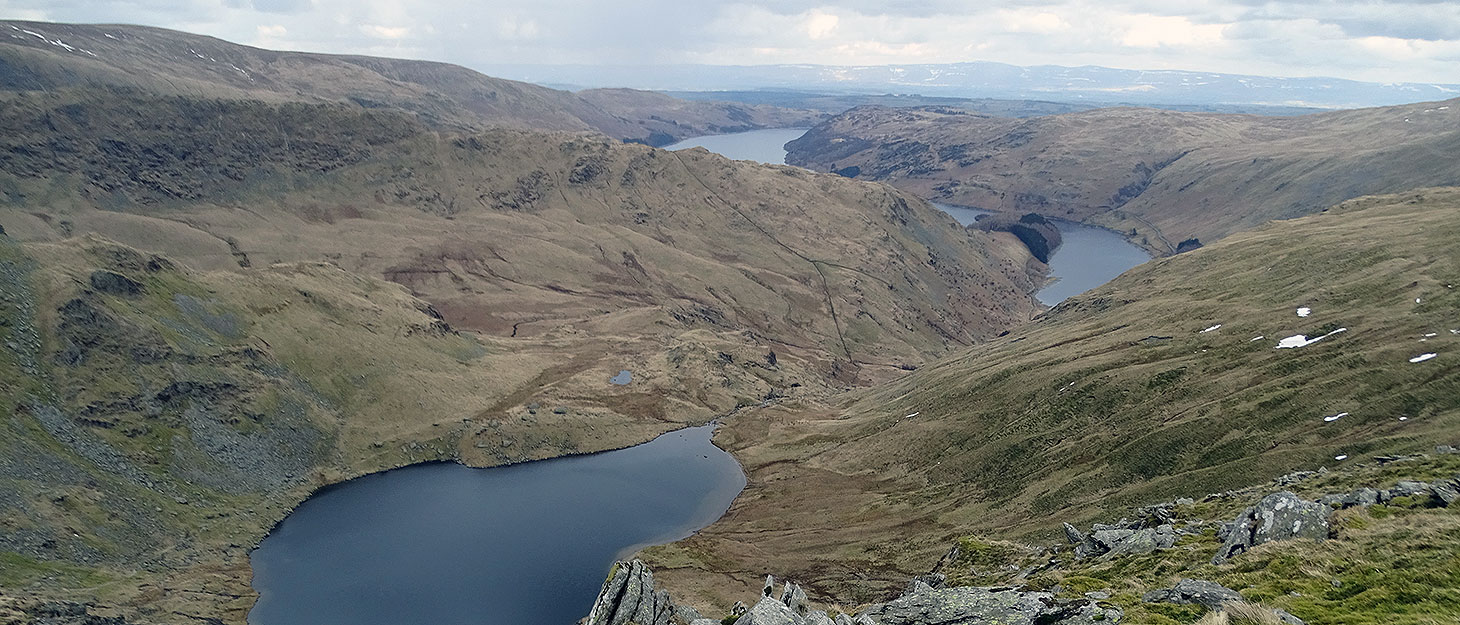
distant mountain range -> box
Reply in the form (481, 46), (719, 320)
(483, 62), (1460, 110)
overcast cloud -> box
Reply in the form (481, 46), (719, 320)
(3, 0), (1458, 83)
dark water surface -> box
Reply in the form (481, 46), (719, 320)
(249, 426), (744, 625)
(664, 128), (809, 164)
(661, 129), (1151, 304)
(933, 203), (1150, 305)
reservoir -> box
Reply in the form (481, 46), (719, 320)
(664, 128), (809, 164)
(934, 203), (1151, 305)
(667, 129), (1151, 305)
(249, 425), (744, 625)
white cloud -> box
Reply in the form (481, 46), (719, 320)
(805, 10), (838, 39)
(994, 9), (1069, 35)
(1116, 14), (1227, 48)
(360, 24), (409, 40)
(1, 0), (1458, 83)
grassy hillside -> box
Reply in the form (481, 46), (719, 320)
(0, 89), (1041, 387)
(944, 453), (1460, 625)
(2, 235), (698, 621)
(646, 188), (1460, 610)
(784, 102), (1460, 253)
(0, 20), (823, 145)
(0, 49), (1045, 623)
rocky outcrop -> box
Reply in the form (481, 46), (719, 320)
(87, 270), (143, 297)
(587, 560), (698, 625)
(1062, 521), (1175, 559)
(585, 561), (1117, 625)
(860, 585), (1119, 625)
(1142, 579), (1243, 611)
(1143, 580), (1307, 624)
(1212, 492), (1330, 564)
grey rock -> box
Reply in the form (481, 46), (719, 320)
(1212, 491), (1330, 564)
(764, 575), (777, 597)
(1064, 522), (1102, 559)
(1319, 486), (1382, 509)
(739, 596), (801, 625)
(88, 270), (143, 296)
(1275, 471), (1318, 486)
(1396, 481), (1432, 497)
(1175, 497), (1195, 506)
(804, 611), (835, 625)
(1274, 608), (1306, 625)
(689, 620), (720, 625)
(732, 601), (749, 616)
(781, 582), (809, 615)
(833, 615), (855, 625)
(859, 586), (1117, 625)
(675, 605), (705, 623)
(1430, 478), (1460, 506)
(586, 560), (677, 625)
(903, 579), (936, 597)
(1216, 521), (1235, 542)
(1063, 522), (1086, 545)
(1142, 579), (1243, 611)
(1070, 521), (1176, 558)
(1379, 481), (1432, 504)
(1109, 524), (1176, 555)
(853, 617), (877, 625)
(1438, 445), (1458, 455)
(910, 573), (946, 590)
(1091, 529), (1133, 547)
(1348, 488), (1379, 507)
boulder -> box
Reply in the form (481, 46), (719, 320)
(1142, 579), (1243, 611)
(780, 582), (809, 615)
(1067, 522), (1175, 558)
(1430, 477), (1460, 507)
(1107, 525), (1176, 556)
(1063, 523), (1101, 559)
(739, 596), (802, 625)
(586, 560), (678, 625)
(1212, 492), (1330, 564)
(1274, 608), (1307, 625)
(1319, 487), (1379, 510)
(903, 579), (936, 597)
(804, 611), (836, 625)
(858, 586), (1119, 625)
(1380, 481), (1432, 504)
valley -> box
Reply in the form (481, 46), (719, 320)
(0, 16), (1457, 625)
(785, 102), (1460, 254)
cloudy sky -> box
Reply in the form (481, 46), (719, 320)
(3, 0), (1459, 83)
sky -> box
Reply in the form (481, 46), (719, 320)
(3, 0), (1459, 84)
